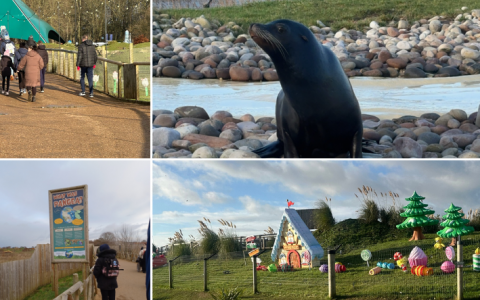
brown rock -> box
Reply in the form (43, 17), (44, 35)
(459, 123), (479, 133)
(370, 61), (384, 69)
(240, 114), (255, 122)
(204, 58), (218, 68)
(183, 134), (232, 148)
(234, 36), (247, 44)
(400, 123), (416, 128)
(386, 58), (407, 69)
(175, 118), (204, 127)
(362, 69), (383, 77)
(230, 66), (250, 81)
(387, 27), (400, 37)
(263, 70), (279, 81)
(216, 68), (230, 79)
(251, 68), (263, 81)
(222, 122), (239, 131)
(211, 111), (233, 123)
(362, 114), (380, 122)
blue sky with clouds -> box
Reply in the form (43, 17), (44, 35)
(0, 160), (151, 247)
(152, 160), (480, 247)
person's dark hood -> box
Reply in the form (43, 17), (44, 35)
(38, 45), (46, 50)
(84, 40), (94, 46)
(98, 248), (117, 258)
(18, 48), (28, 55)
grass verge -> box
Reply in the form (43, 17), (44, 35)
(158, 0), (480, 32)
(25, 270), (85, 300)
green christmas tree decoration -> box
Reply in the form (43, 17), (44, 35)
(437, 203), (474, 246)
(396, 191), (439, 241)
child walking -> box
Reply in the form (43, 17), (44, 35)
(1, 51), (16, 95)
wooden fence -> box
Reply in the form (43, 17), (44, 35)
(0, 244), (86, 300)
(46, 47), (150, 102)
(53, 267), (96, 300)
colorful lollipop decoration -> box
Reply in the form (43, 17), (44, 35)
(394, 252), (408, 272)
(445, 246), (455, 262)
(361, 249), (372, 267)
(441, 261), (455, 273)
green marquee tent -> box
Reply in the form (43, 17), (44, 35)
(0, 0), (64, 43)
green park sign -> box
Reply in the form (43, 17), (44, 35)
(49, 185), (89, 263)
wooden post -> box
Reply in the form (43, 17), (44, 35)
(73, 53), (77, 81)
(54, 263), (59, 296)
(129, 43), (133, 63)
(203, 259), (207, 291)
(52, 51), (55, 73)
(457, 235), (463, 300)
(135, 65), (140, 101)
(63, 52), (67, 76)
(328, 250), (336, 299)
(252, 255), (257, 294)
(73, 273), (79, 300)
(168, 260), (173, 288)
(103, 61), (108, 94)
(118, 65), (123, 98)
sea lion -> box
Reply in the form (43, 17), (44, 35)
(249, 20), (363, 158)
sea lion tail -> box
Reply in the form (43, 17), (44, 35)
(252, 140), (284, 158)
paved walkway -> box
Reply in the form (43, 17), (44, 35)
(0, 73), (150, 158)
(94, 259), (147, 300)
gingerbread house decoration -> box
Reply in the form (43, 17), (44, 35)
(271, 208), (324, 269)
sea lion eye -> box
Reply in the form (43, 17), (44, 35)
(277, 26), (286, 33)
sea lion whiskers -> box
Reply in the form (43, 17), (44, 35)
(256, 28), (288, 60)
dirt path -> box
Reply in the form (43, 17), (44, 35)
(0, 73), (150, 158)
(94, 259), (147, 300)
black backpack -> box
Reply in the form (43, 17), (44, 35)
(102, 257), (120, 277)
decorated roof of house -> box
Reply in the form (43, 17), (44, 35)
(271, 208), (324, 262)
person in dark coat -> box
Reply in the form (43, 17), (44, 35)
(1, 52), (16, 95)
(76, 34), (97, 97)
(94, 244), (118, 300)
(15, 42), (28, 95)
(36, 41), (49, 93)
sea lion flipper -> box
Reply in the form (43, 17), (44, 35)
(283, 132), (299, 158)
(351, 130), (363, 158)
(252, 140), (284, 158)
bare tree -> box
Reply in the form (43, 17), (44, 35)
(97, 231), (117, 246)
(115, 224), (142, 254)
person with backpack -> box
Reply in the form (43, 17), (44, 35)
(1, 50), (16, 95)
(76, 34), (97, 97)
(17, 40), (44, 102)
(36, 41), (49, 93)
(15, 42), (28, 95)
(93, 244), (119, 300)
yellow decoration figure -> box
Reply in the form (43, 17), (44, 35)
(434, 237), (445, 249)
(475, 248), (480, 255)
(397, 257), (407, 268)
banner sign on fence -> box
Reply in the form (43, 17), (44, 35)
(49, 185), (89, 263)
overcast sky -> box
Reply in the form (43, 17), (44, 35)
(152, 160), (480, 247)
(0, 160), (150, 247)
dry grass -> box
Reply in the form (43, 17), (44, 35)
(0, 247), (35, 263)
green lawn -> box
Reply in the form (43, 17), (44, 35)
(157, 0), (480, 32)
(153, 232), (480, 300)
(25, 270), (85, 300)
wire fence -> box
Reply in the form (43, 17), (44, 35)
(154, 235), (480, 298)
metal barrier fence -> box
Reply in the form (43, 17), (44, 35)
(154, 236), (480, 299)
(46, 48), (150, 102)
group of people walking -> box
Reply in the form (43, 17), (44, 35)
(0, 31), (98, 101)
(0, 33), (47, 102)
